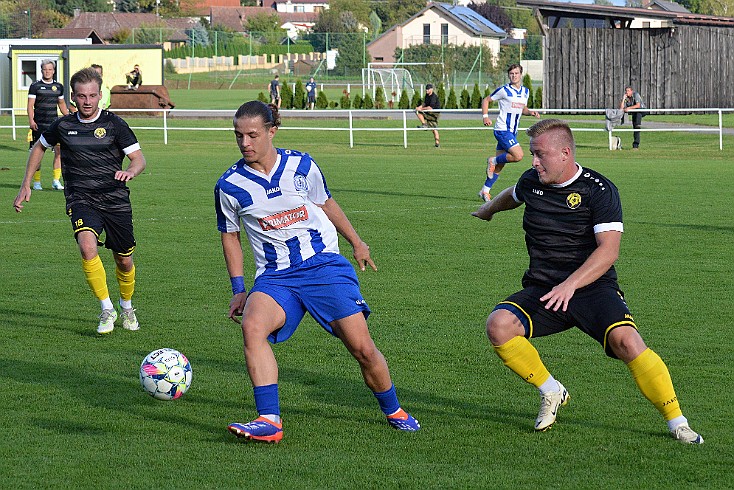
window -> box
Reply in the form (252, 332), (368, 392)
(441, 24), (448, 45)
(18, 57), (58, 90)
(423, 24), (431, 44)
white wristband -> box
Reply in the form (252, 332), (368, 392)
(482, 114), (489, 118)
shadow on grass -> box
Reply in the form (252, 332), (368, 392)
(330, 186), (476, 202)
(630, 220), (734, 233)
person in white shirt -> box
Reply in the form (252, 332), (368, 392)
(478, 63), (539, 202)
(215, 101), (420, 442)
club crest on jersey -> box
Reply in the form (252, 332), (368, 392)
(94, 127), (106, 139)
(293, 174), (308, 192)
(258, 205), (308, 231)
(566, 192), (581, 209)
(52, 85), (58, 92)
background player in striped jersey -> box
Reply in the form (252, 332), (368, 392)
(27, 59), (70, 191)
(479, 63), (539, 202)
(471, 119), (703, 444)
(216, 101), (419, 442)
(14, 67), (147, 335)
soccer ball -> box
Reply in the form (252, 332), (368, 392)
(139, 348), (192, 400)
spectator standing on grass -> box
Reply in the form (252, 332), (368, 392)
(27, 59), (69, 191)
(215, 101), (420, 443)
(414, 83), (440, 148)
(620, 86), (645, 150)
(471, 119), (703, 445)
(14, 67), (147, 335)
(306, 76), (317, 110)
(125, 64), (142, 90)
(269, 75), (281, 108)
(478, 63), (540, 202)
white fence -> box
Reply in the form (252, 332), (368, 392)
(1, 108), (731, 150)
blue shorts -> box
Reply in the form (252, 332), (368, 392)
(494, 130), (519, 152)
(250, 252), (370, 343)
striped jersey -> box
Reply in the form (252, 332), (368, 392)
(215, 149), (339, 277)
(512, 164), (624, 288)
(28, 79), (65, 130)
(490, 84), (530, 134)
(40, 110), (141, 209)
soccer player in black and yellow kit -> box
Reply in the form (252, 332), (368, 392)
(14, 67), (147, 335)
(472, 119), (703, 444)
(27, 59), (70, 190)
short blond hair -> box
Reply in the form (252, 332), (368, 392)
(527, 119), (575, 155)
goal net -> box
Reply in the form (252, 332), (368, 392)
(367, 68), (413, 98)
(362, 62), (445, 100)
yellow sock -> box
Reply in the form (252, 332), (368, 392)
(53, 168), (62, 181)
(33, 170), (41, 183)
(627, 348), (682, 421)
(493, 336), (550, 388)
(116, 264), (136, 301)
(82, 256), (109, 301)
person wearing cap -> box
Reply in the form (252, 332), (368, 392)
(414, 83), (441, 148)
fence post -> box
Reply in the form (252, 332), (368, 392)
(403, 110), (408, 149)
(719, 109), (723, 151)
(163, 109), (168, 145)
(349, 110), (354, 148)
(11, 107), (17, 140)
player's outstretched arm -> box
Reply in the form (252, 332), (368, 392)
(13, 143), (47, 212)
(221, 231), (248, 323)
(471, 186), (521, 221)
(320, 198), (377, 272)
(539, 230), (622, 312)
(115, 150), (147, 182)
(481, 96), (492, 126)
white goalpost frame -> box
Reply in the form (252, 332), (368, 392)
(362, 62), (444, 100)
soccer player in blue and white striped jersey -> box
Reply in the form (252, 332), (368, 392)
(479, 63), (539, 202)
(216, 101), (419, 442)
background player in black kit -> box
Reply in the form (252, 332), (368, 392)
(27, 59), (69, 190)
(14, 67), (147, 335)
(472, 119), (703, 444)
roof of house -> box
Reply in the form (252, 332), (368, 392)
(190, 0), (241, 17)
(368, 2), (505, 47)
(434, 2), (506, 37)
(643, 0), (690, 13)
(209, 6), (317, 31)
(42, 28), (105, 44)
(65, 12), (192, 42)
(516, 0), (734, 28)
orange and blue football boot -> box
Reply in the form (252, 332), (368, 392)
(386, 408), (421, 432)
(228, 417), (283, 443)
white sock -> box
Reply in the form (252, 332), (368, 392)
(538, 375), (561, 395)
(119, 299), (133, 310)
(261, 414), (281, 424)
(667, 415), (687, 432)
(101, 297), (114, 310)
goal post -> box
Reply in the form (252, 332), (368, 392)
(362, 62), (444, 100)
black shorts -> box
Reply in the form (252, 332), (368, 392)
(493, 283), (637, 358)
(66, 201), (136, 256)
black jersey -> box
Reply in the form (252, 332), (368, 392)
(28, 79), (64, 130)
(41, 111), (140, 209)
(514, 165), (623, 288)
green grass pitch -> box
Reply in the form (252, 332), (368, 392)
(1, 115), (732, 488)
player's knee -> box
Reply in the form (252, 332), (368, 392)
(350, 340), (382, 366)
(607, 326), (647, 362)
(486, 309), (521, 346)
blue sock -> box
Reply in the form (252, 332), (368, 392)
(496, 153), (509, 165)
(484, 174), (499, 188)
(253, 383), (280, 416)
(373, 384), (401, 416)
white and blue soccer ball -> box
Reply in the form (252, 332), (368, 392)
(139, 348), (192, 400)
